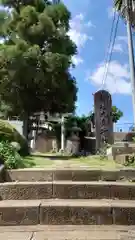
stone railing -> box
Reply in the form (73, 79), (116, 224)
(114, 132), (135, 142)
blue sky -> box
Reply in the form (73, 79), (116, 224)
(63, 0), (134, 125)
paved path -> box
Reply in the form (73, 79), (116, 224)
(1, 225), (135, 240)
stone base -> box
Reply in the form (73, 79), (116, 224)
(0, 199), (135, 225)
(6, 169), (135, 182)
(0, 225), (135, 240)
(1, 181), (135, 200)
(107, 143), (135, 162)
(0, 200), (40, 226)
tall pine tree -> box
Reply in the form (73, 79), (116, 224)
(0, 0), (77, 137)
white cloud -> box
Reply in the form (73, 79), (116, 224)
(89, 61), (131, 94)
(72, 56), (83, 66)
(68, 13), (93, 66)
(68, 13), (93, 48)
(68, 29), (90, 48)
(86, 21), (95, 28)
(75, 13), (84, 21)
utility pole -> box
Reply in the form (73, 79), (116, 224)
(126, 0), (135, 126)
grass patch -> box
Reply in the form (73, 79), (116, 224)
(69, 156), (124, 169)
(23, 155), (55, 168)
(22, 154), (128, 169)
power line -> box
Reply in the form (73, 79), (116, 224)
(101, 9), (117, 88)
(103, 14), (120, 87)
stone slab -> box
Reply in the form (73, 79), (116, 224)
(33, 231), (122, 240)
(111, 200), (135, 225)
(100, 170), (119, 181)
(6, 169), (53, 182)
(0, 199), (134, 226)
(54, 181), (135, 200)
(0, 232), (32, 240)
(40, 199), (112, 225)
(1, 225), (135, 239)
(72, 170), (101, 181)
(5, 168), (135, 182)
(2, 181), (135, 200)
(119, 169), (135, 181)
(53, 170), (72, 181)
(0, 182), (52, 200)
(53, 181), (111, 199)
(0, 200), (41, 226)
(1, 227), (135, 240)
(0, 225), (135, 232)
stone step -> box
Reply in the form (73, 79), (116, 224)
(0, 225), (135, 240)
(5, 168), (135, 182)
(0, 200), (40, 226)
(1, 199), (135, 225)
(1, 181), (135, 200)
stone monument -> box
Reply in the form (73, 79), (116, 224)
(94, 90), (114, 151)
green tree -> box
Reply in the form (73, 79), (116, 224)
(52, 105), (123, 150)
(87, 105), (123, 125)
(111, 105), (123, 123)
(0, 0), (77, 138)
(0, 101), (12, 119)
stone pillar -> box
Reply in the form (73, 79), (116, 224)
(66, 134), (80, 156)
(94, 90), (114, 151)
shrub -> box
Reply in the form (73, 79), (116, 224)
(0, 141), (24, 169)
(98, 142), (111, 160)
(0, 120), (29, 156)
(124, 154), (135, 166)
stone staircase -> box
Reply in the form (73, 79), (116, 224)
(1, 168), (135, 239)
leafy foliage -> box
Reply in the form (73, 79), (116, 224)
(0, 101), (14, 120)
(53, 114), (89, 142)
(0, 0), (77, 118)
(0, 119), (29, 156)
(53, 105), (123, 142)
(0, 140), (24, 169)
(111, 105), (123, 123)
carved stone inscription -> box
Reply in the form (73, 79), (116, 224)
(94, 90), (113, 151)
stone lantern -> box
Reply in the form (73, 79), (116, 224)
(66, 121), (81, 156)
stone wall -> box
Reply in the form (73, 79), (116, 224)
(35, 133), (58, 153)
(114, 132), (135, 142)
(34, 131), (135, 154)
